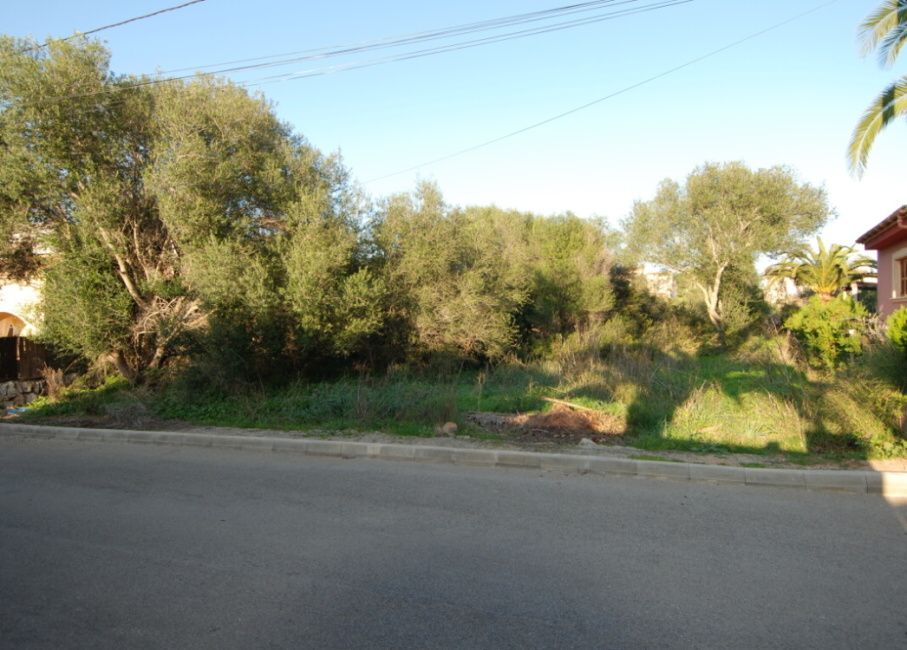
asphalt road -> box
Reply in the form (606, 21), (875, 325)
(1, 437), (905, 649)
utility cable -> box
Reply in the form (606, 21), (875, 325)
(243, 1), (691, 87)
(18, 0), (208, 53)
(363, 0), (841, 184)
(37, 0), (689, 103)
(159, 0), (649, 75)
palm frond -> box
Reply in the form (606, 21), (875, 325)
(879, 15), (907, 66)
(765, 238), (877, 297)
(859, 0), (907, 61)
(847, 76), (907, 176)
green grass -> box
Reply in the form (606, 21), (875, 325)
(21, 342), (907, 462)
(22, 376), (136, 418)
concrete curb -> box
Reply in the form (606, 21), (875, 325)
(3, 422), (906, 497)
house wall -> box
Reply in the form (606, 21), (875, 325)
(0, 280), (42, 336)
(879, 242), (907, 318)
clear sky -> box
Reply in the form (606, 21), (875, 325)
(3, 0), (904, 249)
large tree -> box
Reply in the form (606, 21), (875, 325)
(371, 185), (615, 360)
(623, 162), (830, 332)
(848, 0), (907, 175)
(372, 182), (529, 359)
(0, 37), (379, 381)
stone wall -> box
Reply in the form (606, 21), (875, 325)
(1, 379), (46, 409)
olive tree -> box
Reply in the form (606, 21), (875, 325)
(623, 162), (830, 332)
(0, 37), (380, 380)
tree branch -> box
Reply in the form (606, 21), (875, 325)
(97, 227), (149, 309)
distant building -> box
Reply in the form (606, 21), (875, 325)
(857, 205), (907, 318)
(635, 265), (677, 300)
(762, 276), (800, 306)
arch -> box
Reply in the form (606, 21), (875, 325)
(0, 312), (27, 338)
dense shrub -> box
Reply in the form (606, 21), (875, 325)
(784, 296), (867, 369)
(887, 307), (907, 355)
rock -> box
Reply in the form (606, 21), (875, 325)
(435, 421), (458, 437)
(23, 392), (38, 404)
(578, 438), (599, 449)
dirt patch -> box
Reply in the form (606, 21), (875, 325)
(467, 403), (626, 443)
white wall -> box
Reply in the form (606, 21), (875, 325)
(0, 280), (42, 336)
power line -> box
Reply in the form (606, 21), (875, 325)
(189, 0), (684, 79)
(244, 1), (692, 87)
(363, 0), (841, 184)
(19, 0), (208, 53)
(159, 0), (653, 76)
(38, 0), (689, 103)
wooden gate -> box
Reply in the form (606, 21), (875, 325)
(0, 337), (47, 381)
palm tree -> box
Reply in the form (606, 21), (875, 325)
(765, 239), (876, 300)
(848, 0), (907, 176)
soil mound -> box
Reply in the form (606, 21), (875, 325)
(467, 403), (625, 443)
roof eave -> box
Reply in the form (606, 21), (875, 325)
(857, 205), (907, 249)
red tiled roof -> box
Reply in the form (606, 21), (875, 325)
(857, 205), (907, 249)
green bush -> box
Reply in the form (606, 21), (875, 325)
(784, 296), (867, 369)
(887, 307), (907, 355)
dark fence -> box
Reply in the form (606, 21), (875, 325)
(0, 337), (47, 382)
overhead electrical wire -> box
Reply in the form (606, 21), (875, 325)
(159, 0), (666, 76)
(243, 1), (692, 87)
(36, 0), (690, 102)
(18, 0), (208, 53)
(363, 0), (842, 184)
(186, 0), (690, 81)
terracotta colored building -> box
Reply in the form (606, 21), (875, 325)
(857, 205), (907, 318)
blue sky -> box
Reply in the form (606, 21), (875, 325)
(3, 0), (904, 248)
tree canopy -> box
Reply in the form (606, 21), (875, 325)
(623, 162), (830, 331)
(0, 37), (375, 380)
(372, 182), (614, 360)
(0, 37), (619, 380)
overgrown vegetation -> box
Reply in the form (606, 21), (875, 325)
(4, 37), (905, 461)
(888, 307), (907, 355)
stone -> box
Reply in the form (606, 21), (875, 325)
(578, 438), (599, 448)
(435, 421), (458, 436)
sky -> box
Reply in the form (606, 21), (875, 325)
(2, 0), (904, 250)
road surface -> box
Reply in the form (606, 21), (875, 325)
(1, 437), (905, 649)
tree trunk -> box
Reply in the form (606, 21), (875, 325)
(113, 350), (138, 384)
(147, 344), (167, 371)
(696, 263), (727, 334)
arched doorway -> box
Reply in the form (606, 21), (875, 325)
(0, 312), (27, 338)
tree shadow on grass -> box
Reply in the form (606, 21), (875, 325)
(559, 343), (902, 461)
